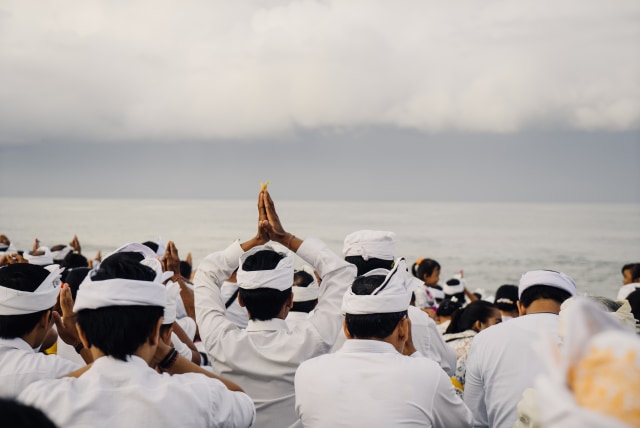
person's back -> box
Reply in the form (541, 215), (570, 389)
(464, 270), (576, 428)
(295, 262), (472, 428)
(19, 252), (255, 428)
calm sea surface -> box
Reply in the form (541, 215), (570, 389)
(1, 198), (639, 299)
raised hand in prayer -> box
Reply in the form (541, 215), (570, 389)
(69, 235), (81, 253)
(31, 238), (44, 256)
(53, 284), (81, 346)
(0, 234), (10, 246)
(88, 250), (102, 269)
(162, 241), (182, 280)
(262, 190), (303, 252)
(185, 252), (193, 267)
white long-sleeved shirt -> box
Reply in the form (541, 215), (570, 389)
(19, 355), (255, 428)
(0, 337), (81, 398)
(295, 339), (473, 428)
(464, 313), (560, 428)
(194, 238), (356, 428)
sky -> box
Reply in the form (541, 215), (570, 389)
(1, 1), (639, 202)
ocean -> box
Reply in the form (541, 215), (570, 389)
(1, 198), (639, 299)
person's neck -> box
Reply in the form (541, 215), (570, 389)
(522, 299), (562, 316)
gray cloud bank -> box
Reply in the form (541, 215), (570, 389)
(0, 1), (639, 145)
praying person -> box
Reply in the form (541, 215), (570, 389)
(194, 189), (356, 428)
(464, 270), (576, 428)
(294, 260), (473, 427)
(18, 252), (255, 428)
(494, 284), (519, 321)
(0, 264), (83, 398)
(339, 230), (457, 376)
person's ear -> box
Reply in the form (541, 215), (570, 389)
(472, 320), (482, 332)
(517, 300), (526, 316)
(39, 310), (53, 330)
(160, 324), (173, 344)
(287, 291), (294, 309)
(397, 316), (409, 342)
(148, 317), (163, 347)
(76, 324), (89, 349)
(343, 318), (352, 339)
(237, 293), (245, 307)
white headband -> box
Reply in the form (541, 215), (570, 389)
(342, 258), (412, 315)
(293, 266), (320, 302)
(237, 245), (294, 291)
(342, 230), (396, 261)
(103, 243), (158, 262)
(163, 281), (180, 325)
(0, 267), (62, 315)
(140, 257), (173, 283)
(74, 275), (167, 312)
(519, 270), (577, 298)
(443, 278), (464, 295)
(51, 245), (73, 262)
(24, 246), (54, 266)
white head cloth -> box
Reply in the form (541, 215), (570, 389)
(342, 258), (412, 315)
(0, 266), (62, 315)
(163, 281), (180, 324)
(24, 247), (54, 266)
(443, 278), (465, 295)
(428, 286), (445, 301)
(0, 242), (18, 255)
(74, 270), (167, 312)
(237, 244), (294, 291)
(517, 297), (640, 428)
(293, 266), (320, 302)
(342, 230), (396, 261)
(156, 236), (166, 258)
(518, 270), (577, 298)
(103, 243), (158, 262)
(51, 245), (73, 262)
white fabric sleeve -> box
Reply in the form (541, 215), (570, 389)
(431, 367), (474, 428)
(194, 241), (243, 359)
(426, 319), (457, 376)
(463, 339), (490, 428)
(296, 238), (357, 345)
(170, 332), (193, 361)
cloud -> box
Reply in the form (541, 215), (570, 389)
(0, 0), (638, 144)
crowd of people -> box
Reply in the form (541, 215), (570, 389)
(1, 189), (639, 427)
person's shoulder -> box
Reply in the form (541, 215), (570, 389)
(19, 376), (75, 403)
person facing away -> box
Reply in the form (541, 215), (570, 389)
(194, 189), (356, 428)
(294, 260), (473, 428)
(285, 267), (320, 329)
(18, 253), (255, 428)
(338, 230), (457, 376)
(494, 284), (520, 321)
(0, 264), (82, 398)
(617, 263), (640, 301)
(442, 300), (502, 397)
(463, 270), (577, 428)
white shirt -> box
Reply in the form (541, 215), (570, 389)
(18, 355), (255, 428)
(464, 313), (560, 428)
(331, 305), (456, 377)
(295, 339), (473, 428)
(194, 238), (356, 428)
(285, 310), (310, 329)
(220, 281), (249, 329)
(0, 337), (81, 398)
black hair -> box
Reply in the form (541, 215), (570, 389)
(344, 275), (407, 339)
(61, 253), (88, 270)
(0, 398), (58, 428)
(290, 270), (318, 313)
(76, 253), (163, 361)
(179, 261), (192, 279)
(0, 264), (51, 339)
(142, 241), (159, 253)
(344, 256), (393, 276)
(239, 249), (291, 320)
(436, 298), (463, 317)
(494, 284), (519, 311)
(519, 285), (572, 308)
(445, 300), (499, 334)
(622, 263), (640, 282)
(62, 267), (90, 300)
(414, 258), (441, 281)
